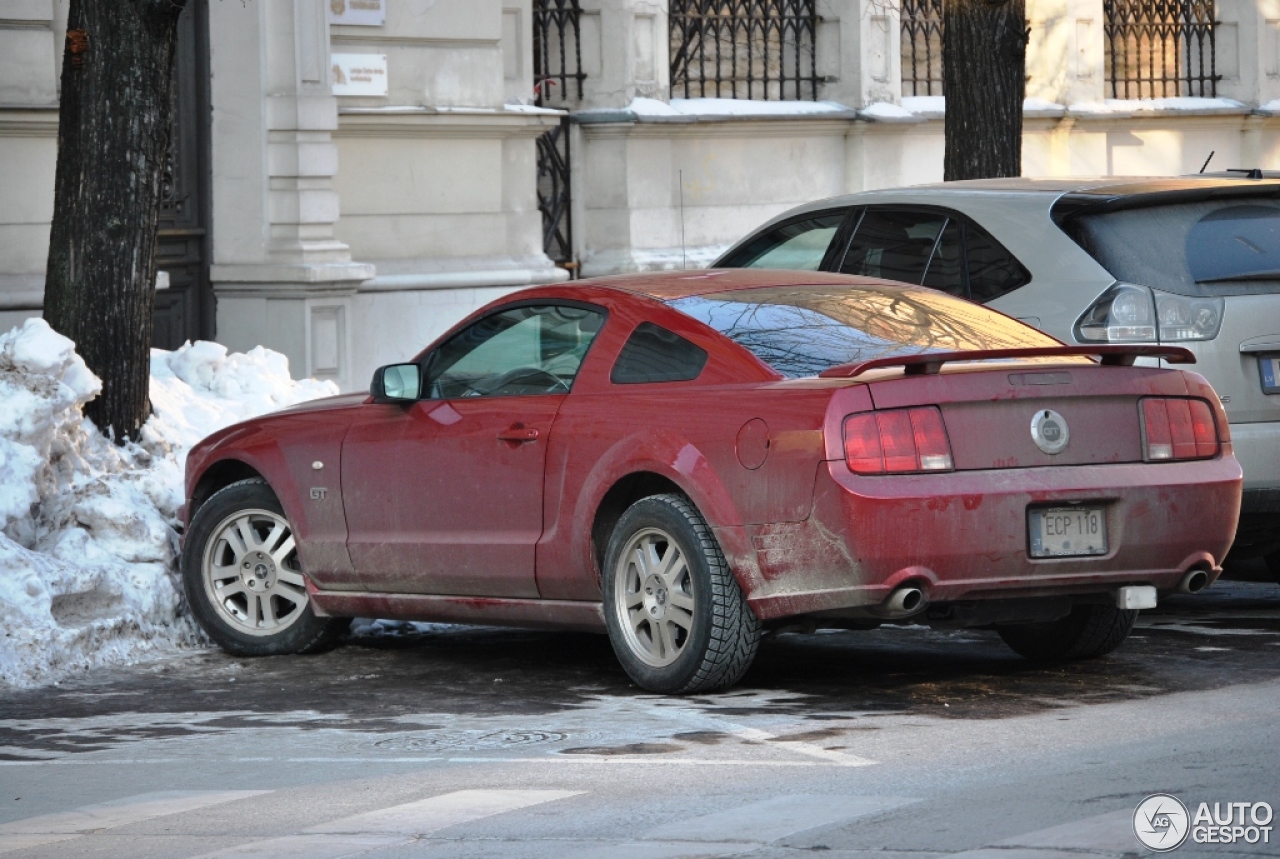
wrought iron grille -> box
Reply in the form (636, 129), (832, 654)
(669, 0), (820, 100)
(900, 0), (943, 97)
(533, 0), (585, 106)
(1104, 0), (1218, 98)
(537, 117), (574, 271)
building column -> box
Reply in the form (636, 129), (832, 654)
(817, 0), (901, 109)
(1025, 0), (1104, 106)
(208, 0), (373, 389)
(575, 0), (669, 109)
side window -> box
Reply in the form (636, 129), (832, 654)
(611, 322), (708, 384)
(719, 211), (848, 270)
(964, 223), (1031, 302)
(425, 304), (605, 398)
(922, 219), (966, 297)
(839, 209), (947, 285)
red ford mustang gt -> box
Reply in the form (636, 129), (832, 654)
(180, 270), (1242, 694)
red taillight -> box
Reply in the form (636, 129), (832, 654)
(1141, 397), (1219, 461)
(843, 407), (953, 474)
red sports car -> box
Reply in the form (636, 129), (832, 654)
(180, 270), (1242, 694)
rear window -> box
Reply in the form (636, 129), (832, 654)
(668, 285), (1060, 379)
(1065, 200), (1280, 296)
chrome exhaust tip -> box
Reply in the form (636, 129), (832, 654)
(879, 585), (927, 618)
(1177, 569), (1210, 595)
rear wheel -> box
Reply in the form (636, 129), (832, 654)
(603, 494), (760, 694)
(996, 603), (1136, 661)
(182, 479), (347, 656)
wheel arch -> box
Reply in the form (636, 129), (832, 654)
(590, 471), (686, 574)
(582, 460), (765, 609)
(189, 458), (268, 523)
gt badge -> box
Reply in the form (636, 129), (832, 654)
(1030, 409), (1069, 455)
(309, 487), (328, 500)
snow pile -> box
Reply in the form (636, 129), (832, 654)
(881, 96), (1067, 119)
(859, 102), (916, 121)
(0, 319), (338, 687)
(628, 97), (854, 117)
(1069, 97), (1244, 114)
(901, 95), (946, 116)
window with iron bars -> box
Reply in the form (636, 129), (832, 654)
(533, 0), (586, 107)
(669, 0), (821, 100)
(1104, 0), (1218, 98)
(901, 0), (943, 97)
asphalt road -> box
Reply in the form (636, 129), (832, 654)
(1, 563), (1278, 859)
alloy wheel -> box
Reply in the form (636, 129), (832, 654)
(201, 508), (308, 636)
(613, 527), (696, 667)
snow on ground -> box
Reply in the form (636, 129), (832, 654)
(0, 319), (338, 688)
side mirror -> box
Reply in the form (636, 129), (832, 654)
(370, 363), (421, 403)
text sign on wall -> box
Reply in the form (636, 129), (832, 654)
(328, 0), (385, 26)
(331, 54), (388, 97)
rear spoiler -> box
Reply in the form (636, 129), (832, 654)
(818, 345), (1196, 379)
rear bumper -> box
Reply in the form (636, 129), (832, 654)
(1231, 421), (1280, 495)
(1227, 422), (1280, 555)
(745, 457), (1242, 620)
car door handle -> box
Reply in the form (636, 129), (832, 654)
(497, 424), (540, 442)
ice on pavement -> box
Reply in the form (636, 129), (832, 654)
(0, 318), (338, 688)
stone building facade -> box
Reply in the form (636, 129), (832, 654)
(2, 0), (1279, 390)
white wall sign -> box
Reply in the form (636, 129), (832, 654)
(331, 54), (388, 97)
(328, 0), (385, 27)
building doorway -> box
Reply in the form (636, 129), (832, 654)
(154, 0), (213, 349)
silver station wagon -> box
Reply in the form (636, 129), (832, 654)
(716, 177), (1280, 572)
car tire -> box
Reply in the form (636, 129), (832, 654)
(603, 493), (760, 694)
(996, 603), (1137, 662)
(182, 478), (347, 657)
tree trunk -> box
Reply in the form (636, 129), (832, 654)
(43, 0), (187, 442)
(942, 0), (1027, 181)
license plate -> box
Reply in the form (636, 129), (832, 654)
(1028, 506), (1107, 558)
(1260, 354), (1280, 395)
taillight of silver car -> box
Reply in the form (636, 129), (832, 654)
(1140, 397), (1220, 461)
(843, 407), (954, 474)
(1074, 283), (1224, 343)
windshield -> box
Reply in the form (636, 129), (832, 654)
(669, 285), (1061, 378)
(1064, 199), (1280, 296)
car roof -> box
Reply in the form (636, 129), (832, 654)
(583, 268), (902, 300)
(874, 176), (1280, 197)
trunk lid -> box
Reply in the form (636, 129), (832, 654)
(1168, 293), (1280, 425)
(864, 362), (1197, 470)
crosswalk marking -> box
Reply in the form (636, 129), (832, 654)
(948, 808), (1140, 857)
(664, 793), (915, 843)
(191, 788), (583, 858)
(561, 794), (917, 858)
(730, 727), (878, 767)
(0, 790), (268, 855)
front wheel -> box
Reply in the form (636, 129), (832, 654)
(182, 479), (347, 656)
(603, 494), (760, 694)
(996, 603), (1137, 662)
